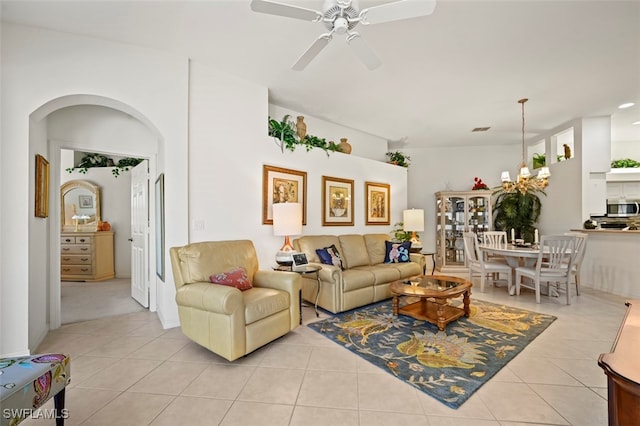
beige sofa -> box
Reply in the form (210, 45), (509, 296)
(293, 234), (425, 313)
(169, 240), (301, 361)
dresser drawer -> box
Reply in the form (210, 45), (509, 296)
(61, 236), (76, 244)
(60, 245), (92, 255)
(61, 254), (92, 265)
(60, 265), (93, 275)
(75, 236), (93, 244)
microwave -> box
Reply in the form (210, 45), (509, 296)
(606, 199), (640, 217)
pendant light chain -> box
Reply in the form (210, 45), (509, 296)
(519, 98), (528, 166)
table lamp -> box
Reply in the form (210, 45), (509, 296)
(403, 208), (424, 248)
(273, 202), (303, 266)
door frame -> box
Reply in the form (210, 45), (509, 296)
(49, 143), (158, 329)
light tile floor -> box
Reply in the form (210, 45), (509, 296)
(26, 282), (626, 425)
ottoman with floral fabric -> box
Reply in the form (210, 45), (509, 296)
(0, 354), (70, 426)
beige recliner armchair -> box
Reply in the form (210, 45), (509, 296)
(169, 240), (301, 361)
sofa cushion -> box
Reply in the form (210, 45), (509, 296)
(210, 267), (253, 291)
(353, 265), (401, 285)
(338, 235), (371, 268)
(390, 261), (422, 277)
(243, 287), (290, 324)
(364, 234), (390, 265)
(384, 241), (412, 263)
(316, 245), (344, 269)
(342, 269), (375, 292)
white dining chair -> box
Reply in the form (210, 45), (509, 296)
(483, 231), (508, 246)
(515, 235), (575, 304)
(463, 232), (513, 293)
(564, 231), (588, 296)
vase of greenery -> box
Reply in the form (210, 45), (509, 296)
(267, 115), (342, 156)
(492, 188), (544, 243)
(386, 151), (410, 167)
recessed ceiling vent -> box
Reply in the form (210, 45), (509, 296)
(472, 127), (491, 132)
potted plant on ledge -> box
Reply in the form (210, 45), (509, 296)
(386, 151), (410, 167)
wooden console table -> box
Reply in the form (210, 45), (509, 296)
(598, 300), (640, 426)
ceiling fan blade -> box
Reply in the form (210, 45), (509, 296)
(292, 35), (331, 71)
(347, 33), (381, 70)
(250, 0), (322, 21)
(360, 0), (436, 25)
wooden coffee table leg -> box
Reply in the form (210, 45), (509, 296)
(436, 299), (446, 331)
(463, 289), (471, 317)
(392, 295), (399, 316)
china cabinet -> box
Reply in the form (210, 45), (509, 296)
(435, 190), (493, 272)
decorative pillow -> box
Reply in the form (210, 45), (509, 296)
(209, 267), (252, 291)
(384, 241), (412, 263)
(315, 244), (344, 270)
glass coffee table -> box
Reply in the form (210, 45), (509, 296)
(390, 275), (472, 331)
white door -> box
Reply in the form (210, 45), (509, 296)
(131, 160), (149, 307)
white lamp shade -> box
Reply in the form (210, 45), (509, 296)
(538, 166), (551, 178)
(273, 202), (302, 236)
(519, 166), (531, 178)
(403, 209), (424, 232)
(500, 171), (511, 182)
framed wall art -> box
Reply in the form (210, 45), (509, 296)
(79, 195), (93, 208)
(155, 173), (165, 280)
(35, 154), (49, 218)
(365, 181), (390, 225)
(322, 176), (354, 226)
(262, 165), (307, 225)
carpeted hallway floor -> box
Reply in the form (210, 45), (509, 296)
(61, 278), (146, 324)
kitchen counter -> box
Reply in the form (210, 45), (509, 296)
(570, 228), (640, 234)
(570, 229), (640, 298)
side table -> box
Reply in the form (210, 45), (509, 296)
(274, 264), (321, 323)
(422, 251), (436, 275)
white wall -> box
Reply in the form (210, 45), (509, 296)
(400, 144), (520, 252)
(612, 140), (640, 160)
(1, 23), (189, 356)
(188, 61), (409, 269)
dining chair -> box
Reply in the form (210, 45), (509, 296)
(483, 231), (508, 246)
(463, 232), (513, 293)
(564, 231), (588, 296)
(515, 235), (575, 304)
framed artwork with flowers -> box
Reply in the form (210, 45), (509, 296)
(262, 165), (307, 225)
(365, 181), (390, 225)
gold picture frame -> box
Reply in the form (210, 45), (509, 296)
(322, 176), (354, 226)
(263, 165), (307, 225)
(35, 154), (49, 218)
(365, 181), (390, 225)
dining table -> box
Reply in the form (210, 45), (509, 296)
(478, 242), (571, 297)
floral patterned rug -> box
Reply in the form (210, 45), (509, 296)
(307, 297), (556, 409)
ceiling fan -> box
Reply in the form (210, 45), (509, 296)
(250, 0), (436, 70)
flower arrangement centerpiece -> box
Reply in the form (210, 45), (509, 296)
(472, 177), (489, 190)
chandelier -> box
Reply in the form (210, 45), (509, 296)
(500, 98), (551, 194)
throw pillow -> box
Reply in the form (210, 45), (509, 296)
(209, 266), (253, 291)
(384, 241), (412, 263)
(316, 244), (344, 270)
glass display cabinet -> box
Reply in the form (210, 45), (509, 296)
(435, 190), (493, 272)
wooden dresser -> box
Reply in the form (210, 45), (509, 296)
(598, 300), (640, 426)
(61, 231), (115, 281)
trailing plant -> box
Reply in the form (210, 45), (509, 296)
(611, 158), (640, 168)
(492, 187), (544, 243)
(386, 151), (411, 167)
(267, 115), (342, 156)
(66, 152), (143, 178)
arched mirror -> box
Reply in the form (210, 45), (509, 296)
(61, 180), (101, 232)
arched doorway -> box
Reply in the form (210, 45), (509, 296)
(30, 94), (163, 332)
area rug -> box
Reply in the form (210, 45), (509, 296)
(307, 297), (556, 409)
